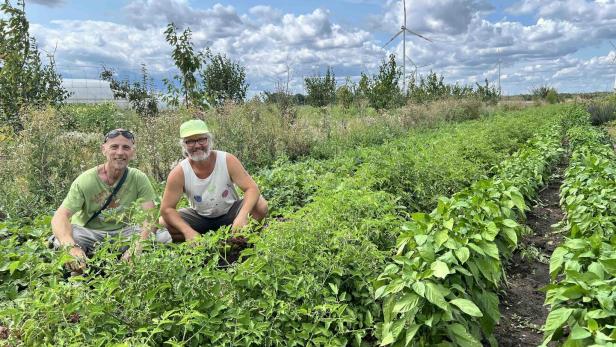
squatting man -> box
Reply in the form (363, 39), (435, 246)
(159, 119), (268, 242)
(50, 129), (171, 272)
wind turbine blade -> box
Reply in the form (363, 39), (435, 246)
(405, 56), (417, 67)
(404, 28), (432, 42)
(383, 30), (403, 48)
(403, 0), (407, 28)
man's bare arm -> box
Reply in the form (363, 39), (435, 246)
(160, 166), (200, 240)
(227, 154), (260, 229)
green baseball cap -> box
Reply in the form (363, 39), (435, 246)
(180, 119), (210, 138)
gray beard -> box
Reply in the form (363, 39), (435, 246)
(189, 148), (211, 162)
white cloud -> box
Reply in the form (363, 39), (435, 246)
(25, 0), (616, 95)
(28, 0), (64, 7)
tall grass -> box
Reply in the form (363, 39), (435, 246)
(0, 98), (521, 219)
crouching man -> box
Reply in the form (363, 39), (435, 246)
(50, 129), (171, 272)
(160, 119), (268, 242)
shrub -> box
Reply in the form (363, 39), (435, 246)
(59, 103), (139, 133)
(586, 97), (616, 125)
(304, 67), (336, 107)
(0, 108), (101, 218)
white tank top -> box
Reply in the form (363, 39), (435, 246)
(180, 151), (239, 218)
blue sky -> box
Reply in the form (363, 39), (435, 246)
(18, 0), (616, 97)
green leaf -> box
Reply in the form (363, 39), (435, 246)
(454, 247), (470, 264)
(412, 281), (425, 297)
(569, 325), (591, 340)
(510, 190), (526, 211)
(446, 323), (482, 347)
(405, 324), (421, 345)
(450, 298), (483, 317)
(431, 260), (450, 279)
(482, 222), (499, 241)
(480, 242), (500, 260)
(444, 218), (454, 231)
(501, 226), (518, 246)
(328, 283), (338, 295)
(543, 308), (574, 332)
(425, 282), (448, 311)
(502, 219), (518, 228)
(549, 247), (568, 278)
(435, 230), (449, 247)
(393, 293), (420, 314)
(599, 258), (616, 276)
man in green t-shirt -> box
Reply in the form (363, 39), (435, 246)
(50, 129), (170, 272)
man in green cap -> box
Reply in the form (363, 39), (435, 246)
(160, 119), (268, 241)
(50, 129), (171, 272)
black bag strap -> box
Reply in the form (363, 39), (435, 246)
(86, 168), (129, 226)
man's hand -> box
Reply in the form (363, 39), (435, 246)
(231, 214), (249, 231)
(120, 242), (143, 262)
(67, 246), (87, 272)
(184, 229), (201, 242)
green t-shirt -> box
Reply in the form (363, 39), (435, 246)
(61, 166), (156, 231)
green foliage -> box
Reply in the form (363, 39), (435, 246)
(542, 116), (616, 346)
(163, 22), (207, 108)
(0, 0), (70, 132)
(0, 108), (101, 218)
(374, 108), (572, 345)
(304, 67), (336, 107)
(361, 54), (404, 110)
(0, 104), (575, 346)
(531, 84), (560, 104)
(336, 80), (355, 109)
(60, 102), (138, 133)
(586, 95), (616, 125)
(201, 53), (248, 107)
(407, 72), (500, 104)
(100, 64), (159, 117)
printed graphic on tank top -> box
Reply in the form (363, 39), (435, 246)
(181, 151), (239, 218)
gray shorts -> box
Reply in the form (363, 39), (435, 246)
(179, 199), (244, 234)
(49, 224), (172, 256)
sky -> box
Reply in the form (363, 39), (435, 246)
(16, 0), (616, 98)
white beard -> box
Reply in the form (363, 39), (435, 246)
(188, 148), (211, 162)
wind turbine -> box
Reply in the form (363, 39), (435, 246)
(383, 0), (432, 94)
(611, 41), (616, 92)
(405, 56), (429, 86)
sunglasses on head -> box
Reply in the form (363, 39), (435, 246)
(104, 129), (135, 143)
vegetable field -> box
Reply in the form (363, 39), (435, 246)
(2, 104), (614, 346)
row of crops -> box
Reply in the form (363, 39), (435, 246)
(541, 114), (616, 346)
(0, 104), (593, 346)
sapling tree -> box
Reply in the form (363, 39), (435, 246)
(0, 0), (70, 132)
(100, 64), (158, 117)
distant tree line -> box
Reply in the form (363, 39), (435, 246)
(1, 0), (506, 129)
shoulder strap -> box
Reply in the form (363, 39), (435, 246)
(85, 168), (129, 226)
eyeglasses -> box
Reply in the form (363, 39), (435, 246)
(104, 129), (135, 143)
(184, 137), (208, 146)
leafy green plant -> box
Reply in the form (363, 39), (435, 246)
(374, 114), (568, 345)
(360, 54), (404, 110)
(305, 67), (336, 107)
(201, 53), (248, 107)
(541, 118), (616, 346)
(100, 64), (159, 118)
(0, 0), (70, 132)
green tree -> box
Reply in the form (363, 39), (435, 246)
(363, 54), (403, 109)
(0, 0), (70, 132)
(100, 64), (158, 117)
(304, 67), (336, 107)
(201, 53), (248, 107)
(163, 22), (207, 108)
(336, 77), (356, 109)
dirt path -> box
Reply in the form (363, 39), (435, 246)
(493, 160), (566, 347)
